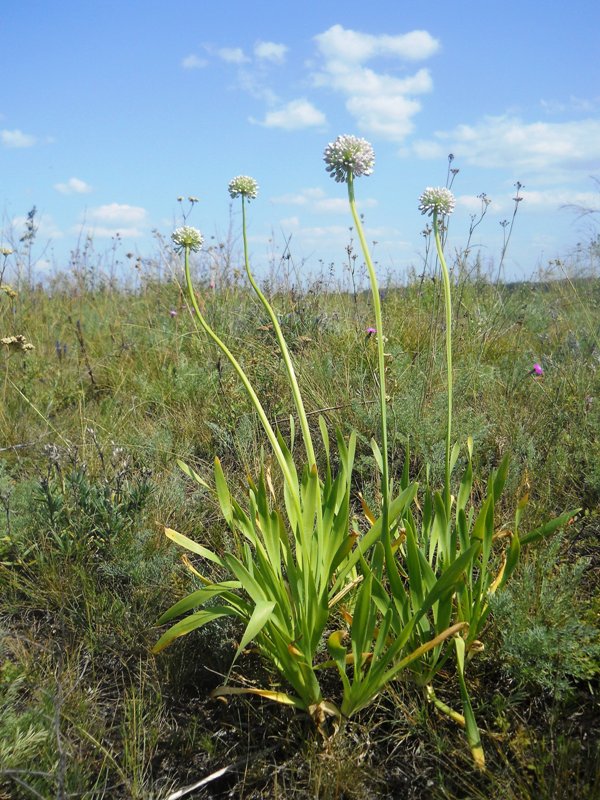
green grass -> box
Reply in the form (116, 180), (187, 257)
(1, 264), (599, 798)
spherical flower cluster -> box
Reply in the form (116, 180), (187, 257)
(418, 187), (456, 217)
(228, 176), (259, 200)
(171, 226), (204, 253)
(324, 135), (375, 183)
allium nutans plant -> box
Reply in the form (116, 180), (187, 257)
(323, 140), (579, 767)
(404, 187), (579, 767)
(153, 172), (472, 731)
(155, 146), (579, 759)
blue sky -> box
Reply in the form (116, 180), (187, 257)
(2, 0), (600, 283)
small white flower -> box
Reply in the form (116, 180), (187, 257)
(228, 176), (259, 200)
(418, 187), (456, 217)
(324, 135), (375, 183)
(171, 226), (204, 252)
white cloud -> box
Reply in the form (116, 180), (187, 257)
(314, 25), (439, 63)
(346, 94), (422, 140)
(455, 194), (504, 213)
(520, 189), (600, 210)
(454, 187), (600, 218)
(279, 216), (300, 228)
(271, 187), (377, 213)
(218, 47), (249, 64)
(256, 99), (326, 130)
(312, 25), (438, 142)
(88, 203), (147, 225)
(54, 177), (92, 194)
(83, 226), (145, 238)
(413, 115), (600, 178)
(540, 95), (600, 115)
(2, 128), (36, 148)
(181, 54), (207, 69)
(254, 41), (287, 64)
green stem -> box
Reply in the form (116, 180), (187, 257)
(347, 173), (392, 559)
(183, 246), (299, 508)
(432, 210), (453, 516)
(241, 196), (317, 469)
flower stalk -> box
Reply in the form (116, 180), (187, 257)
(231, 177), (317, 469)
(346, 172), (390, 538)
(433, 209), (453, 515)
(419, 188), (456, 517)
(178, 235), (299, 512)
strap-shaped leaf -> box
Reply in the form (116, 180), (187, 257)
(211, 684), (306, 710)
(455, 636), (485, 769)
(333, 481), (418, 588)
(370, 438), (384, 475)
(214, 457), (233, 527)
(351, 571), (374, 679)
(223, 553), (267, 605)
(456, 453), (473, 517)
(492, 453), (510, 504)
(520, 508), (580, 546)
(228, 599), (276, 674)
(177, 459), (210, 490)
(164, 528), (224, 566)
(156, 582), (242, 625)
(450, 441), (461, 476)
(153, 607), (234, 654)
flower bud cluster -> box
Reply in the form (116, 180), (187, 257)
(171, 226), (204, 252)
(228, 176), (259, 200)
(418, 187), (456, 217)
(323, 135), (375, 183)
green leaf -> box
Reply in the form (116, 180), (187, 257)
(499, 530), (521, 590)
(156, 582), (242, 625)
(351, 571), (374, 678)
(492, 453), (510, 503)
(214, 457), (233, 527)
(153, 607), (234, 654)
(450, 441), (461, 475)
(520, 509), (580, 546)
(370, 438), (384, 475)
(229, 600), (276, 673)
(456, 454), (473, 517)
(164, 528), (224, 566)
(455, 636), (485, 769)
(177, 459), (210, 490)
(223, 553), (267, 605)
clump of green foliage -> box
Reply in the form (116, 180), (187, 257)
(490, 535), (600, 699)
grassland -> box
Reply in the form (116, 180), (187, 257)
(1, 254), (599, 798)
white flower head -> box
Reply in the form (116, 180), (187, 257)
(228, 176), (259, 200)
(418, 187), (456, 217)
(324, 135), (375, 183)
(171, 226), (204, 252)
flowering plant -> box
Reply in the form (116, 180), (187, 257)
(154, 167), (470, 730)
(154, 139), (579, 762)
